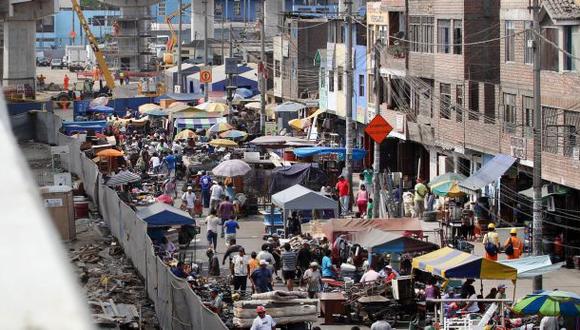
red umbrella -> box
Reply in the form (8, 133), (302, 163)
(156, 194), (173, 205)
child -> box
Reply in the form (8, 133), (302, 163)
(367, 198), (374, 219)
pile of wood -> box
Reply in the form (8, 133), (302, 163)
(232, 291), (318, 328)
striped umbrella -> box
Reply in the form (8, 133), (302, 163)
(219, 129), (248, 139)
(195, 101), (228, 113)
(174, 129), (197, 141)
(428, 172), (466, 197)
(106, 170), (141, 187)
(209, 138), (238, 148)
(512, 291), (580, 317)
(207, 122), (233, 135)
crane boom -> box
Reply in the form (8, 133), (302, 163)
(165, 3), (192, 54)
(70, 0), (116, 88)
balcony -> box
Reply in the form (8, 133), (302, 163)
(380, 41), (406, 76)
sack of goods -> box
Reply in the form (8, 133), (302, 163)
(232, 291), (318, 328)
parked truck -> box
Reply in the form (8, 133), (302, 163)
(65, 45), (88, 72)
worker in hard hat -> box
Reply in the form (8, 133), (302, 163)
(482, 223), (500, 261)
(504, 228), (524, 259)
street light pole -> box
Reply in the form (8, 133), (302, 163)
(177, 0), (183, 92)
(373, 40), (382, 218)
(345, 0), (354, 211)
(203, 0), (209, 102)
(259, 0), (266, 134)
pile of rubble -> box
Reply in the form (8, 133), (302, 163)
(68, 218), (159, 329)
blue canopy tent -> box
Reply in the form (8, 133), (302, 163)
(87, 105), (114, 114)
(293, 147), (367, 161)
(136, 203), (194, 227)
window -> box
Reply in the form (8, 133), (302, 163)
(274, 60), (280, 77)
(320, 69), (326, 88)
(215, 3), (223, 17)
(369, 74), (375, 103)
(524, 21), (534, 64)
(359, 74), (365, 97)
(505, 21), (515, 62)
(158, 2), (166, 16)
(468, 82), (479, 120)
(328, 70), (334, 92)
(233, 1), (241, 16)
(409, 16), (434, 53)
(453, 20), (463, 54)
(541, 28), (559, 71)
(337, 66), (343, 91)
(564, 111), (580, 156)
(439, 83), (451, 119)
(438, 20), (451, 54)
(564, 26), (580, 71)
(542, 106), (559, 153)
(456, 85), (463, 122)
(484, 84), (495, 124)
(503, 93), (516, 132)
(522, 96), (534, 136)
(91, 16), (105, 26)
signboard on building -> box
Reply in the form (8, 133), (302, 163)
(225, 58), (238, 74)
(365, 114), (393, 143)
(367, 2), (389, 25)
(173, 85), (181, 93)
(510, 136), (527, 160)
(199, 66), (213, 83)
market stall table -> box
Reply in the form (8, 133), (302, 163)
(319, 292), (346, 325)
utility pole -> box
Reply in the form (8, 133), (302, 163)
(177, 0), (183, 92)
(203, 0), (209, 101)
(345, 0), (354, 210)
(532, 0), (543, 291)
(373, 40), (381, 218)
(259, 0), (266, 134)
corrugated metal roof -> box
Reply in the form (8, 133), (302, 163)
(543, 0), (580, 20)
(460, 154), (517, 191)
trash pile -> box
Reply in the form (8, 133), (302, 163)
(232, 291), (318, 328)
(68, 218), (159, 328)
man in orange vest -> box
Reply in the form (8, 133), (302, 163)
(504, 228), (524, 259)
(63, 74), (70, 90)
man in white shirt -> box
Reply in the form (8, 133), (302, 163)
(210, 181), (224, 211)
(150, 153), (161, 173)
(181, 186), (196, 217)
(232, 248), (250, 293)
(250, 306), (276, 330)
(206, 209), (221, 250)
(360, 265), (380, 283)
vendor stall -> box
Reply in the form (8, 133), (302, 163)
(270, 184), (338, 236)
(320, 218), (424, 242)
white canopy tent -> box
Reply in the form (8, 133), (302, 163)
(270, 184), (339, 236)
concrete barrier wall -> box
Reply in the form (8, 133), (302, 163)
(46, 115), (227, 330)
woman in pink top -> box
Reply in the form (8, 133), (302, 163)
(356, 184), (369, 217)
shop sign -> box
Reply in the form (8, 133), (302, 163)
(44, 198), (63, 208)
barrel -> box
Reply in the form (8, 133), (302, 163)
(73, 196), (89, 219)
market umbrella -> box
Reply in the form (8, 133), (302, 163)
(139, 103), (162, 114)
(207, 122), (234, 135)
(209, 138), (238, 148)
(174, 129), (197, 141)
(235, 88), (253, 98)
(96, 149), (124, 157)
(106, 170), (141, 187)
(145, 109), (168, 117)
(89, 96), (110, 108)
(245, 102), (261, 111)
(195, 101), (228, 113)
(288, 118), (311, 130)
(275, 101), (306, 113)
(428, 172), (466, 197)
(219, 129), (248, 139)
(512, 291), (580, 317)
(212, 159), (251, 177)
(156, 194), (174, 205)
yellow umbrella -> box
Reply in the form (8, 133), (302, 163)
(289, 118), (311, 130)
(209, 138), (238, 148)
(195, 101), (228, 113)
(138, 103), (162, 114)
(174, 129), (197, 141)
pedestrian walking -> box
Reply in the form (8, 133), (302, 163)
(223, 216), (240, 247)
(362, 166), (374, 196)
(356, 184), (369, 217)
(336, 176), (350, 216)
(205, 209), (220, 250)
(504, 228), (524, 259)
(218, 196), (234, 238)
(181, 186), (196, 217)
(483, 223), (500, 261)
(232, 248), (250, 293)
(207, 248), (220, 276)
(281, 243), (298, 291)
(301, 262), (323, 298)
(248, 251), (260, 293)
(199, 171), (212, 209)
(250, 260), (273, 293)
(210, 181), (224, 211)
(250, 306), (276, 330)
(63, 74), (70, 90)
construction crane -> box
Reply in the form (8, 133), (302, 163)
(164, 2), (192, 65)
(70, 0), (116, 88)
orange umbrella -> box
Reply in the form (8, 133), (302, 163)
(96, 149), (124, 157)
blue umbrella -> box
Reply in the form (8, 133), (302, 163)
(513, 290), (580, 317)
(235, 88), (253, 98)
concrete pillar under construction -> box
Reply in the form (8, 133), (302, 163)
(2, 20), (36, 87)
(191, 0), (214, 41)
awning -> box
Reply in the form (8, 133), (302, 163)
(460, 154), (517, 192)
(412, 247), (517, 280)
(500, 255), (564, 278)
(518, 185), (570, 199)
(293, 147), (367, 161)
(136, 203), (194, 227)
(162, 92), (204, 102)
(353, 229), (439, 254)
(175, 117), (227, 129)
(271, 184), (338, 211)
